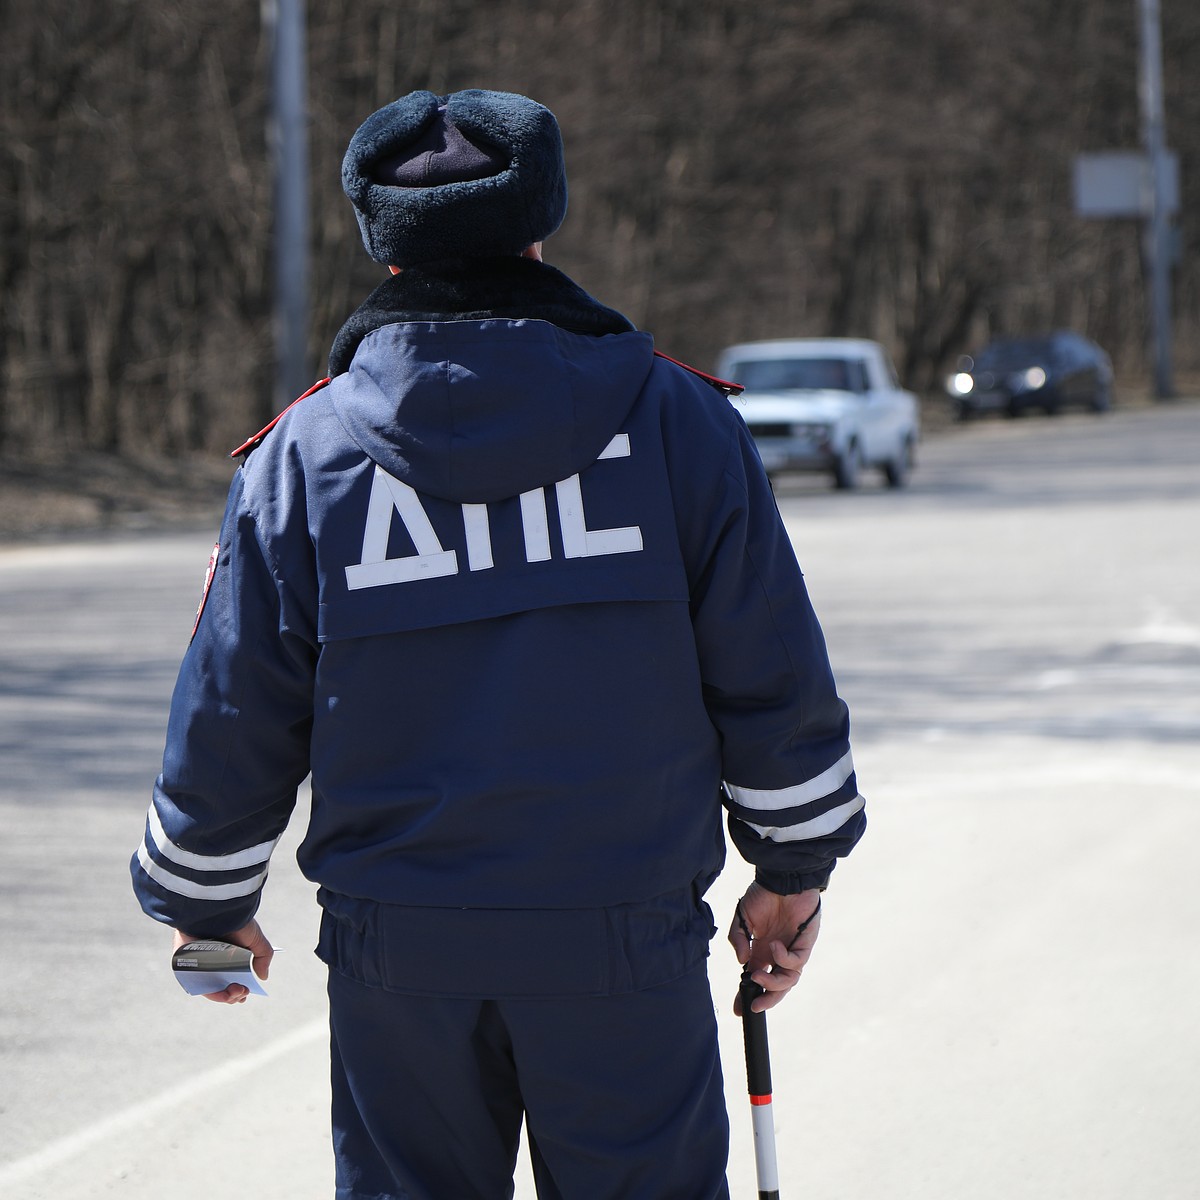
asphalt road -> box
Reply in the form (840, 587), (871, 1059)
(1, 401), (1197, 1199)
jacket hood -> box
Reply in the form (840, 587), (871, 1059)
(327, 259), (654, 504)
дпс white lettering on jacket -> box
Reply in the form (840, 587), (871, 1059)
(346, 435), (641, 590)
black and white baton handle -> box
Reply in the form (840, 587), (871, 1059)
(739, 968), (781, 1200)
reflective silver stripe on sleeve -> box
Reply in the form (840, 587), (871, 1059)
(147, 805), (278, 872)
(724, 749), (855, 814)
(744, 793), (866, 843)
(136, 843), (269, 900)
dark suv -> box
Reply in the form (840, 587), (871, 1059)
(946, 332), (1114, 419)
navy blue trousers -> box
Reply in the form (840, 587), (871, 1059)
(328, 962), (731, 1200)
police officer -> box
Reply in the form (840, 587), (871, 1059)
(133, 88), (865, 1200)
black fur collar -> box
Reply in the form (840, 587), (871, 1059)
(328, 257), (635, 375)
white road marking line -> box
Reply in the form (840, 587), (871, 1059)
(0, 1016), (326, 1188)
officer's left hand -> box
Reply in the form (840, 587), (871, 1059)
(728, 882), (822, 1014)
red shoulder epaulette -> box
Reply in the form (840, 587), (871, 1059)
(653, 350), (744, 397)
(230, 376), (333, 458)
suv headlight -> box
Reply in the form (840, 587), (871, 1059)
(947, 372), (974, 395)
(1011, 366), (1047, 391)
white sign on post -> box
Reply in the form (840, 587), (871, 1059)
(1073, 150), (1179, 218)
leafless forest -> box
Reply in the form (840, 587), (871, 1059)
(2, 0), (1197, 461)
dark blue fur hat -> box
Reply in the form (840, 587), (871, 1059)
(342, 89), (568, 267)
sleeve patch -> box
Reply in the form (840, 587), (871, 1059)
(191, 541), (220, 640)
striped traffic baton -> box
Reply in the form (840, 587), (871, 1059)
(736, 893), (822, 1199)
(739, 967), (780, 1200)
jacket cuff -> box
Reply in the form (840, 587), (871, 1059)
(754, 866), (832, 895)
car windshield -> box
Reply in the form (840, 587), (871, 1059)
(974, 339), (1054, 370)
(730, 357), (854, 392)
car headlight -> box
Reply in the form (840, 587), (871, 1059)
(1023, 366), (1047, 389)
(947, 372), (974, 395)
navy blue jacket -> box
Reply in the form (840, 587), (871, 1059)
(132, 259), (864, 994)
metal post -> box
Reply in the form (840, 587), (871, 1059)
(263, 0), (311, 408)
(1138, 0), (1174, 400)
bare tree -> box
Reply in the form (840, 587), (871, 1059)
(0, 0), (1194, 464)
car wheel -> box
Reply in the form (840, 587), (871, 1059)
(884, 435), (915, 488)
(1090, 381), (1112, 413)
(833, 441), (862, 490)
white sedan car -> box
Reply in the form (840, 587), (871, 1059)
(716, 338), (920, 489)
